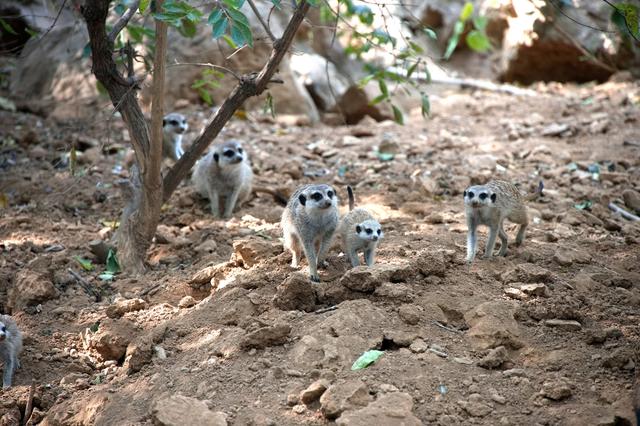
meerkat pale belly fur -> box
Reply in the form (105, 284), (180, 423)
(193, 140), (253, 218)
(339, 186), (383, 267)
(464, 180), (543, 263)
(281, 184), (339, 282)
(0, 315), (22, 389)
(162, 112), (188, 161)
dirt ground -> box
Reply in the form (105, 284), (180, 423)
(1, 77), (639, 425)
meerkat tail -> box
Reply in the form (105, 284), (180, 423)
(347, 185), (355, 211)
(253, 186), (288, 206)
(524, 180), (544, 202)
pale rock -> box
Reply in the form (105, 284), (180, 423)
(150, 395), (227, 426)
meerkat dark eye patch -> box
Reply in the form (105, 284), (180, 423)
(223, 150), (235, 157)
(162, 119), (167, 127)
(366, 228), (372, 234)
(298, 194), (307, 205)
(327, 190), (334, 198)
(169, 120), (179, 126)
(1, 326), (5, 332)
(311, 192), (323, 201)
(463, 190), (467, 197)
(237, 147), (243, 153)
(213, 153), (219, 162)
(479, 193), (488, 200)
(356, 225), (362, 233)
(377, 229), (381, 235)
(468, 191), (474, 198)
(491, 193), (497, 202)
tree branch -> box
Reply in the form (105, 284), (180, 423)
(149, 0), (167, 194)
(247, 0), (276, 42)
(108, 0), (140, 43)
(162, 0), (311, 200)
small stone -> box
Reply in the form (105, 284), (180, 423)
(603, 219), (621, 232)
(398, 304), (422, 325)
(151, 395), (227, 426)
(178, 296), (197, 309)
(320, 380), (372, 419)
(519, 283), (549, 297)
(300, 379), (330, 404)
(292, 405), (306, 415)
(544, 319), (582, 331)
(477, 346), (508, 369)
(541, 380), (573, 400)
(409, 338), (428, 354)
(339, 266), (382, 293)
(241, 323), (291, 350)
(458, 394), (493, 417)
(541, 122), (569, 137)
(453, 357), (474, 365)
(504, 288), (528, 300)
(106, 298), (148, 318)
(286, 394), (299, 406)
(622, 189), (640, 214)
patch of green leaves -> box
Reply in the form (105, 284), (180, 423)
(191, 68), (224, 105)
(207, 6), (254, 47)
(391, 104), (404, 125)
(74, 256), (94, 271)
(0, 18), (17, 36)
(444, 1), (491, 59)
(611, 3), (639, 38)
(263, 92), (276, 118)
(106, 249), (121, 274)
(154, 0), (203, 36)
(421, 94), (431, 118)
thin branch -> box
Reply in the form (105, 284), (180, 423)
(547, 0), (616, 34)
(609, 202), (640, 221)
(38, 0), (68, 40)
(108, 0), (140, 43)
(600, 0), (640, 42)
(22, 380), (36, 426)
(168, 61), (242, 81)
(551, 21), (617, 74)
(247, 0), (276, 42)
(68, 269), (101, 301)
(149, 0), (167, 197)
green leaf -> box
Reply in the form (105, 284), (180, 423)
(208, 8), (224, 25)
(473, 15), (488, 31)
(263, 92), (275, 118)
(392, 104), (404, 125)
(271, 0), (281, 9)
(179, 18), (197, 37)
(186, 8), (203, 22)
(378, 79), (389, 97)
(106, 249), (121, 274)
(223, 0), (245, 8)
(369, 94), (387, 105)
(0, 18), (18, 35)
(351, 350), (384, 370)
(230, 25), (246, 47)
(421, 94), (431, 118)
(226, 8), (250, 28)
(211, 16), (228, 38)
(460, 2), (474, 22)
(236, 22), (253, 47)
(357, 74), (375, 88)
(443, 34), (460, 60)
(466, 30), (491, 52)
(574, 200), (593, 210)
(306, 0), (320, 6)
(409, 41), (424, 54)
(407, 61), (419, 78)
(198, 88), (214, 105)
(615, 3), (639, 36)
(25, 27), (39, 38)
(423, 27), (437, 40)
(139, 0), (151, 13)
(222, 34), (237, 49)
(74, 256), (94, 271)
(89, 322), (100, 333)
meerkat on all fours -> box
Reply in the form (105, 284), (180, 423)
(281, 184), (339, 283)
(0, 315), (22, 389)
(339, 186), (383, 267)
(464, 180), (543, 263)
(162, 112), (188, 161)
(193, 139), (253, 219)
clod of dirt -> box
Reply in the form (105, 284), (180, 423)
(274, 272), (317, 312)
(398, 304), (422, 325)
(501, 263), (553, 284)
(0, 407), (20, 425)
(189, 262), (233, 288)
(178, 296), (196, 309)
(541, 380), (573, 401)
(409, 338), (428, 354)
(335, 392), (421, 426)
(622, 189), (640, 214)
(88, 318), (138, 361)
(504, 287), (528, 300)
(519, 283), (549, 298)
(123, 337), (153, 375)
(320, 379), (372, 420)
(150, 395), (227, 426)
(601, 348), (635, 370)
(415, 250), (446, 277)
(552, 248), (591, 267)
(457, 393), (494, 417)
(544, 319), (582, 332)
(477, 346), (509, 369)
(8, 269), (58, 312)
(105, 298), (147, 318)
(240, 323), (291, 350)
(464, 301), (523, 350)
(300, 379), (330, 404)
(339, 267), (382, 293)
(42, 392), (111, 425)
(232, 238), (282, 268)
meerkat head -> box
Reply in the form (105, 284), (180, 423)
(355, 219), (383, 242)
(163, 113), (188, 136)
(464, 185), (497, 208)
(298, 184), (337, 211)
(213, 140), (246, 166)
(0, 321), (8, 342)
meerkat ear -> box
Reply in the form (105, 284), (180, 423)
(213, 153), (219, 162)
(356, 225), (362, 233)
(298, 194), (306, 206)
(491, 193), (497, 203)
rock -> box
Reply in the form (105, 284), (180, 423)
(105, 298), (148, 318)
(602, 348), (634, 370)
(123, 338), (153, 375)
(88, 318), (138, 361)
(415, 250), (446, 277)
(320, 379), (372, 419)
(477, 346), (508, 369)
(241, 323), (291, 350)
(504, 287), (528, 300)
(151, 395), (227, 426)
(300, 379), (330, 404)
(622, 189), (640, 214)
(274, 272), (317, 312)
(541, 123), (570, 137)
(0, 406), (21, 426)
(409, 338), (428, 354)
(552, 248), (591, 267)
(501, 263), (553, 284)
(8, 270), (59, 311)
(544, 319), (582, 332)
(457, 393), (493, 417)
(519, 283), (549, 297)
(603, 219), (621, 232)
(339, 266), (382, 293)
(541, 380), (573, 401)
(233, 238), (282, 268)
(464, 301), (523, 350)
(178, 296), (197, 309)
(335, 392), (421, 426)
(41, 392), (111, 426)
(398, 304), (422, 325)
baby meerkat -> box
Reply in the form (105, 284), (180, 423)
(193, 139), (253, 218)
(162, 112), (188, 161)
(464, 180), (543, 263)
(339, 186), (383, 267)
(281, 184), (339, 283)
(0, 315), (22, 389)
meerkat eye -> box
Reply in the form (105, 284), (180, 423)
(366, 228), (372, 234)
(311, 192), (323, 201)
(327, 190), (334, 198)
(468, 191), (474, 198)
(223, 150), (235, 157)
(479, 193), (488, 200)
(377, 229), (381, 235)
(169, 120), (179, 126)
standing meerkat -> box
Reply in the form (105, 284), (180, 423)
(281, 184), (339, 282)
(162, 112), (188, 161)
(464, 180), (543, 263)
(339, 186), (383, 267)
(0, 315), (22, 389)
(193, 140), (253, 219)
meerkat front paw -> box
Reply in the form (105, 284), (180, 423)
(310, 274), (320, 283)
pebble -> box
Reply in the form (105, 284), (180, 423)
(544, 319), (582, 331)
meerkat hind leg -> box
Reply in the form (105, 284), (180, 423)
(317, 229), (334, 268)
(285, 233), (302, 268)
(466, 216), (478, 263)
(301, 237), (320, 282)
(483, 223), (499, 259)
(515, 223), (528, 246)
(498, 224), (509, 257)
(208, 188), (221, 218)
(2, 357), (14, 388)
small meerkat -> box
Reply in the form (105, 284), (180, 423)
(281, 184), (339, 282)
(339, 186), (383, 267)
(162, 112), (188, 161)
(464, 180), (543, 263)
(0, 315), (22, 389)
(193, 139), (253, 219)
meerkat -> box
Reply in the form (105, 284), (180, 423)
(281, 184), (339, 282)
(193, 139), (253, 218)
(162, 112), (188, 161)
(339, 186), (383, 267)
(464, 180), (543, 263)
(0, 315), (22, 389)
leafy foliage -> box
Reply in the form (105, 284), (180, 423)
(191, 69), (224, 105)
(444, 2), (491, 60)
(611, 3), (640, 39)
